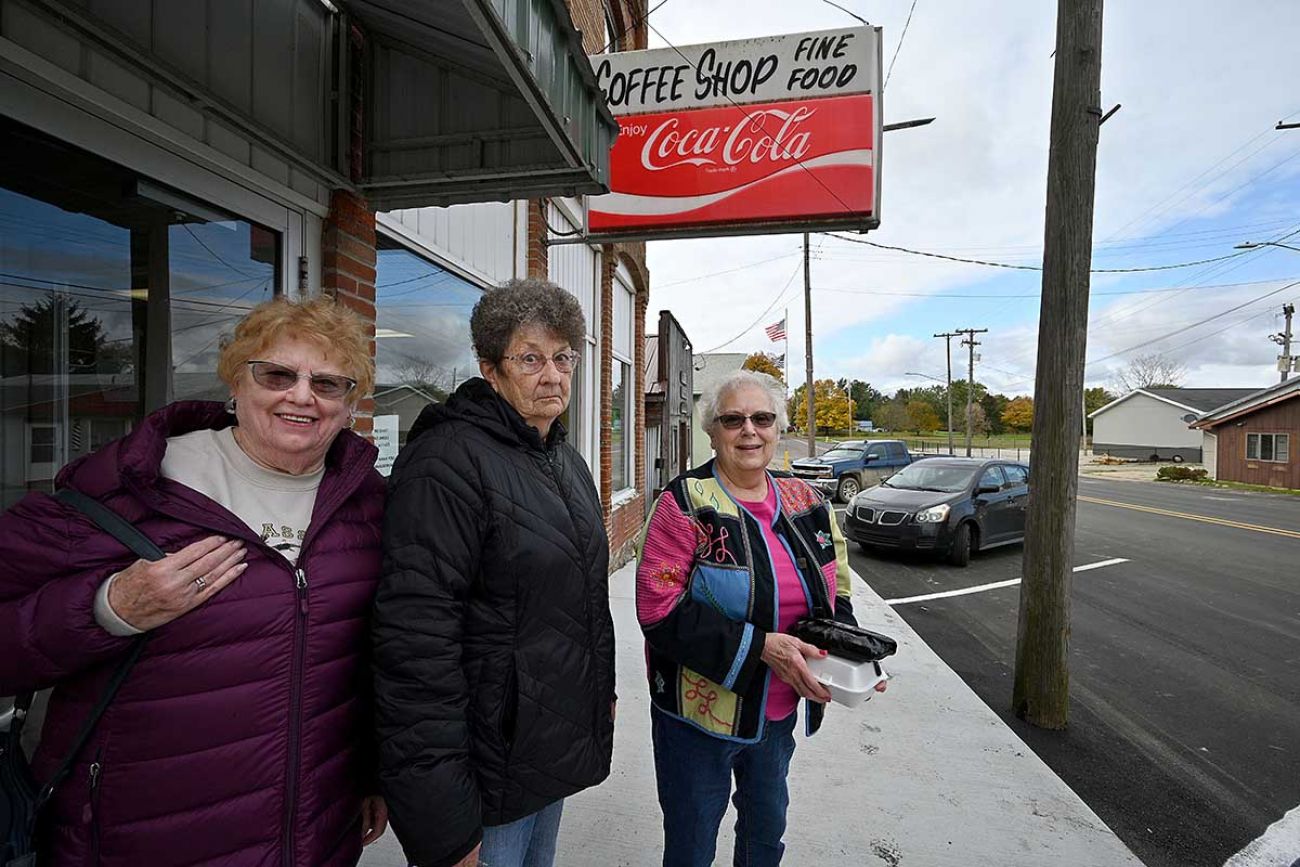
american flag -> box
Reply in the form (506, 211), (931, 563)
(765, 319), (787, 342)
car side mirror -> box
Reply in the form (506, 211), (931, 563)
(863, 453), (878, 463)
(977, 484), (1000, 495)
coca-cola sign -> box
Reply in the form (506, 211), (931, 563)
(588, 94), (875, 234)
(585, 26), (882, 241)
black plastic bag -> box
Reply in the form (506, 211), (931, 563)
(790, 618), (898, 663)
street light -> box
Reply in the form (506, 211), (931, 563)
(904, 371), (945, 383)
(1235, 241), (1300, 253)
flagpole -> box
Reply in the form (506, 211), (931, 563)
(783, 306), (789, 386)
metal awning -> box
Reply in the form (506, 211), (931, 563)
(345, 0), (618, 210)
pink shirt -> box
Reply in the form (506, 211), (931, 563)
(738, 482), (813, 721)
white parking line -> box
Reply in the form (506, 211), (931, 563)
(1224, 803), (1300, 867)
(880, 558), (1130, 605)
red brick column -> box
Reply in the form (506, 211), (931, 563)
(598, 250), (615, 523)
(527, 200), (549, 279)
(322, 188), (377, 435)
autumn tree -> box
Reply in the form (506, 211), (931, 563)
(1002, 396), (1035, 432)
(1113, 353), (1185, 392)
(906, 400), (941, 434)
(742, 352), (785, 382)
(790, 379), (852, 434)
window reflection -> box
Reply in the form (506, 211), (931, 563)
(0, 117), (279, 507)
(374, 236), (482, 445)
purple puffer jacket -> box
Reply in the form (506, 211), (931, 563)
(0, 401), (385, 867)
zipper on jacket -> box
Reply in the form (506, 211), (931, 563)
(88, 753), (103, 864)
(282, 567), (309, 867)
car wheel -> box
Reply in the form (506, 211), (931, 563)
(946, 523), (972, 567)
(836, 476), (860, 503)
(1171, 454), (1185, 463)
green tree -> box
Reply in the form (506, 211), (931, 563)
(742, 351), (785, 382)
(1084, 386), (1114, 435)
(1002, 396), (1035, 432)
(906, 400), (941, 434)
(875, 399), (910, 433)
(0, 297), (132, 374)
(849, 380), (883, 422)
(981, 392), (1010, 435)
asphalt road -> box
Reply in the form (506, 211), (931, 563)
(844, 477), (1300, 867)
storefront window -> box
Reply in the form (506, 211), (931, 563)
(0, 118), (280, 507)
(374, 236), (482, 446)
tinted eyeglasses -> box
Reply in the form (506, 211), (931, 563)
(501, 350), (580, 375)
(246, 361), (357, 400)
(715, 412), (778, 430)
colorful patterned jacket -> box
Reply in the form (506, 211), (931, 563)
(635, 461), (856, 743)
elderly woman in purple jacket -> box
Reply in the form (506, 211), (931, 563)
(0, 297), (388, 866)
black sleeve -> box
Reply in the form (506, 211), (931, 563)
(372, 438), (486, 867)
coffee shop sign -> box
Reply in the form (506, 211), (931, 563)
(592, 27), (879, 115)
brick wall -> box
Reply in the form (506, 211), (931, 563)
(321, 188), (378, 435)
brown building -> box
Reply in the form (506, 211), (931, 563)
(1192, 377), (1299, 490)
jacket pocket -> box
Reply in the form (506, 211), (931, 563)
(500, 664), (519, 753)
(86, 752), (103, 866)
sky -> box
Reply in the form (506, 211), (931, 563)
(640, 0), (1300, 398)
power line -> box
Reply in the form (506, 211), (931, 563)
(819, 0), (868, 25)
(815, 275), (1300, 299)
(1087, 278), (1300, 367)
(655, 249), (802, 288)
(820, 232), (1256, 273)
(883, 0), (919, 90)
(698, 258), (804, 353)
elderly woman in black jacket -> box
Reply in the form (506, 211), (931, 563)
(373, 278), (614, 867)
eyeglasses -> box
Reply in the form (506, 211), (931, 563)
(715, 412), (778, 430)
(501, 350), (580, 375)
(246, 361), (357, 400)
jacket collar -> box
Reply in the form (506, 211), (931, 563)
(407, 377), (567, 452)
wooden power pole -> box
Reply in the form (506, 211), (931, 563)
(804, 233), (816, 457)
(1013, 0), (1104, 730)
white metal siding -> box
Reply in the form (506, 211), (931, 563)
(547, 202), (599, 332)
(383, 202), (517, 286)
(1092, 393), (1203, 450)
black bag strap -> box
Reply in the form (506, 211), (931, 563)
(23, 489), (163, 809)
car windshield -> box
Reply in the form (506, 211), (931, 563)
(822, 447), (863, 460)
(883, 464), (978, 493)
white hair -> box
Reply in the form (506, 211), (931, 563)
(699, 369), (788, 436)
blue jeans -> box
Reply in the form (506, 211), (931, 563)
(652, 709), (798, 867)
(477, 799), (565, 867)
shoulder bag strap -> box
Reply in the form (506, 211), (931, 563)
(25, 489), (163, 808)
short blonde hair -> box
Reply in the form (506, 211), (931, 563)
(217, 296), (375, 403)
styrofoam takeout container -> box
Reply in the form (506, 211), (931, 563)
(806, 654), (890, 708)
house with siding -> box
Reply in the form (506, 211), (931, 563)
(1190, 378), (1299, 489)
(1089, 388), (1254, 462)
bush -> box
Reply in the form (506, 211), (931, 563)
(1156, 466), (1208, 482)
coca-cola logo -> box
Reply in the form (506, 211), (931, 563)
(640, 106), (816, 172)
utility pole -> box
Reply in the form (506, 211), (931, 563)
(1271, 303), (1295, 382)
(934, 332), (958, 455)
(956, 328), (987, 456)
(804, 233), (816, 457)
(1013, 0), (1104, 731)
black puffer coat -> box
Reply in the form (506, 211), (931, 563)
(373, 378), (614, 867)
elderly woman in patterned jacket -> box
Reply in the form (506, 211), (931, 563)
(0, 297), (388, 866)
(636, 369), (885, 867)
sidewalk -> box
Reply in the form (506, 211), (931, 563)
(363, 563), (1143, 867)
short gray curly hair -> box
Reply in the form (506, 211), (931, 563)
(699, 369), (788, 436)
(470, 278), (587, 364)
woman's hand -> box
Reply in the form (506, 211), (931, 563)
(760, 633), (832, 703)
(107, 537), (247, 631)
(453, 844), (482, 866)
(361, 795), (388, 845)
